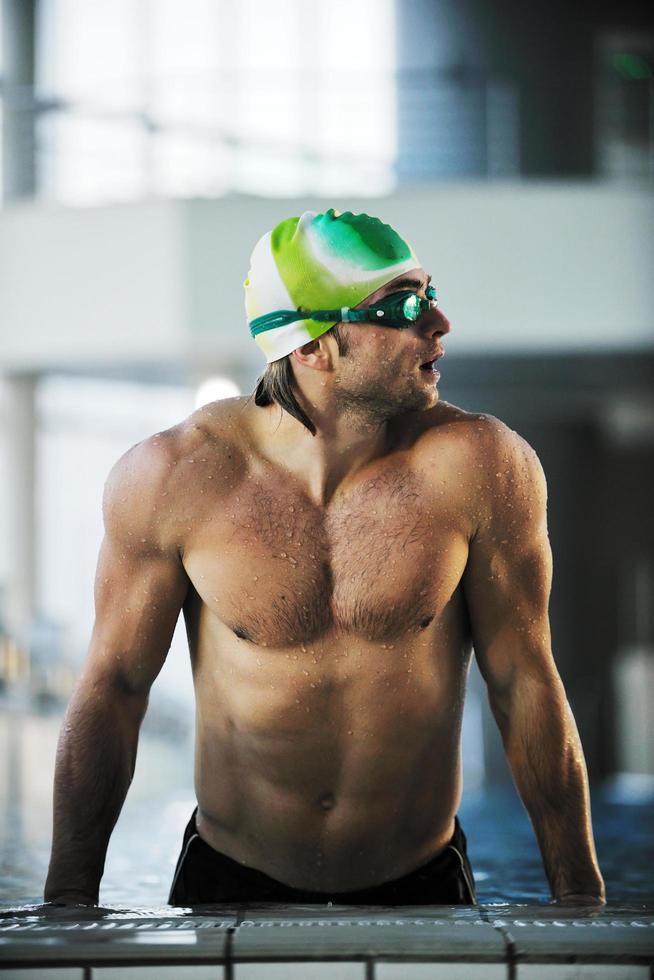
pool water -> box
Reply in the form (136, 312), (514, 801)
(1, 783), (652, 910)
(459, 786), (654, 905)
(1, 706), (652, 909)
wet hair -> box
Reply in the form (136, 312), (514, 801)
(254, 323), (349, 436)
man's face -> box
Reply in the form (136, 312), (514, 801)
(332, 267), (451, 423)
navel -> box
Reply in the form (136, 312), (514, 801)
(318, 791), (335, 811)
(418, 615), (434, 630)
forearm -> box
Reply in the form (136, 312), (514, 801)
(494, 676), (605, 902)
(44, 677), (147, 903)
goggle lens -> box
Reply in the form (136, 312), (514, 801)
(401, 294), (422, 321)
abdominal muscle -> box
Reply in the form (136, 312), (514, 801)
(190, 615), (472, 892)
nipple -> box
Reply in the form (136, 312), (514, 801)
(318, 792), (335, 811)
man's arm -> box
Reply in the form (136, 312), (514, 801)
(44, 436), (189, 905)
(461, 417), (605, 904)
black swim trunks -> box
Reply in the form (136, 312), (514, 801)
(168, 810), (476, 906)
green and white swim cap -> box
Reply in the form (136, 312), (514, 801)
(245, 208), (421, 363)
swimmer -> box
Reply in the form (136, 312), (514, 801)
(44, 209), (605, 907)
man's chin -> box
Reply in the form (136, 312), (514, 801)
(389, 385), (438, 418)
(406, 377), (440, 409)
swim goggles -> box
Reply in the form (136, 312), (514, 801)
(249, 284), (438, 337)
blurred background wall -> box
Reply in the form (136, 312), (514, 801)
(0, 0), (653, 896)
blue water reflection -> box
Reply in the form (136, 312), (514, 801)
(459, 787), (654, 905)
(1, 714), (652, 908)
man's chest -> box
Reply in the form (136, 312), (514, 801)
(182, 461), (471, 648)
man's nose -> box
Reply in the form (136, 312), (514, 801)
(419, 307), (451, 337)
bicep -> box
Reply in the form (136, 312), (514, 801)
(86, 533), (188, 694)
(82, 438), (189, 695)
(462, 426), (557, 706)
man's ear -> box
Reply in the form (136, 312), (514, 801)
(291, 335), (334, 372)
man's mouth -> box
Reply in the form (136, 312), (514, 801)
(419, 354), (443, 373)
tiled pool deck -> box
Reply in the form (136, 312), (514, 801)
(1, 902), (653, 979)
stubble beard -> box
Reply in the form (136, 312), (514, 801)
(332, 368), (437, 429)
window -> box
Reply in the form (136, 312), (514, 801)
(596, 33), (654, 181)
(34, 0), (397, 204)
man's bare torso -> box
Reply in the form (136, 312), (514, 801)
(159, 396), (485, 892)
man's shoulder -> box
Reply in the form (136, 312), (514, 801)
(108, 396), (250, 487)
(407, 400), (509, 451)
(409, 402), (541, 483)
(430, 401), (546, 495)
(407, 403), (546, 537)
(103, 397), (251, 541)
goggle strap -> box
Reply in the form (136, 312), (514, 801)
(250, 309), (307, 336)
(250, 306), (367, 335)
(340, 308), (371, 322)
(250, 285), (437, 337)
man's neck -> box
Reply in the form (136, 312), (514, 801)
(247, 398), (391, 506)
